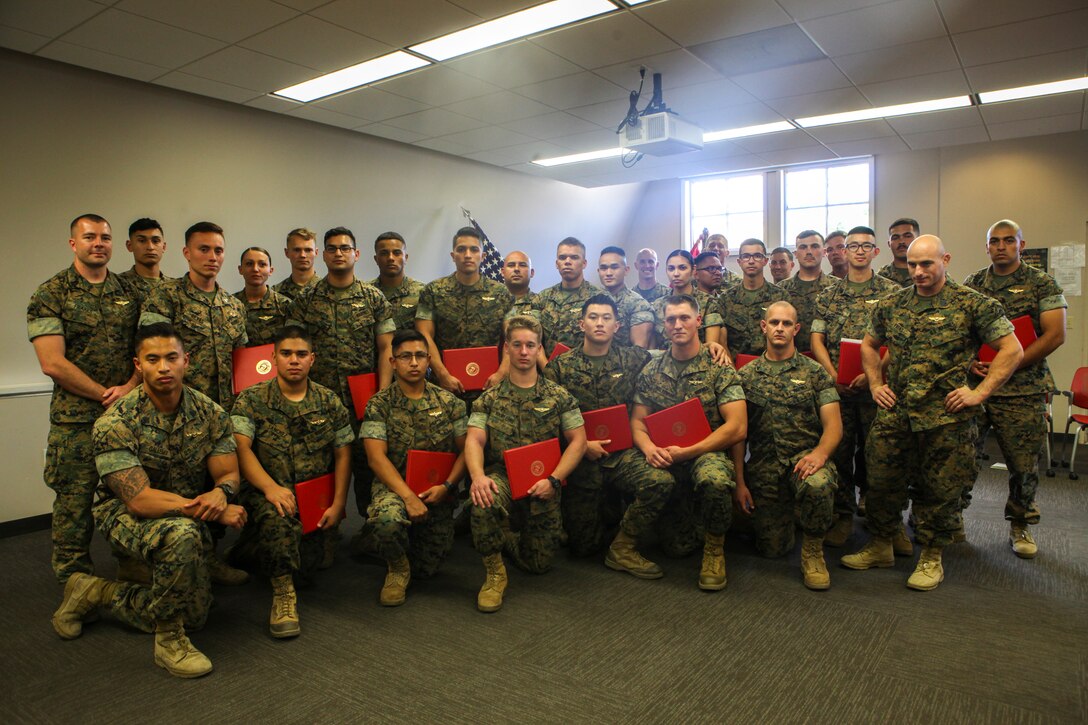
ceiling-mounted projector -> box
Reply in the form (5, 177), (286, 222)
(622, 111), (704, 155)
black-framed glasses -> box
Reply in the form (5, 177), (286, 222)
(393, 352), (430, 362)
(846, 242), (877, 252)
(696, 266), (724, 273)
(324, 244), (355, 254)
(738, 253), (766, 261)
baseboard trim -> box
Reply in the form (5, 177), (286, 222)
(0, 513), (50, 538)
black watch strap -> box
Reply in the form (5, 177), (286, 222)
(547, 475), (561, 490)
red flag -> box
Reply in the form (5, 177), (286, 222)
(691, 227), (708, 257)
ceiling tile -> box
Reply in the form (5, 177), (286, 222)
(382, 107), (488, 136)
(765, 86), (870, 119)
(887, 106), (982, 133)
(464, 140), (571, 167)
(443, 91), (557, 124)
(758, 146), (837, 166)
(804, 119), (897, 143)
(857, 69), (971, 105)
(833, 37), (961, 84)
(826, 136), (911, 157)
(446, 0), (540, 19)
(684, 103), (788, 131)
(286, 104), (370, 129)
(446, 41), (581, 88)
(114, 0), (298, 43)
(430, 124), (535, 153)
(154, 71), (263, 103)
(530, 12), (679, 70)
(965, 50), (1088, 93)
(238, 15), (393, 72)
(732, 59), (852, 100)
(985, 113), (1084, 141)
(181, 46), (315, 93)
(548, 127), (623, 152)
(980, 93), (1086, 124)
(776, 0), (896, 22)
(952, 9), (1088, 67)
(0, 0), (103, 37)
(356, 122), (429, 143)
(38, 40), (169, 81)
(57, 8), (226, 67)
(244, 94), (300, 112)
(698, 153), (767, 174)
(660, 78), (759, 112)
(591, 49), (722, 90)
(689, 24), (826, 77)
(732, 129), (821, 154)
(937, 0), (1088, 34)
(273, 0), (328, 10)
(635, 0), (792, 47)
(801, 0), (946, 56)
(901, 124), (990, 149)
(312, 0), (477, 48)
(515, 71), (629, 110)
(502, 111), (603, 140)
(316, 87), (429, 122)
(0, 26), (52, 53)
(413, 136), (475, 155)
(376, 66), (498, 106)
(566, 99), (628, 127)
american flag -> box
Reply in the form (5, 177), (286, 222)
(690, 227), (709, 258)
(462, 207), (504, 282)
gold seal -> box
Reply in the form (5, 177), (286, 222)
(466, 362), (480, 376)
(672, 421), (686, 437)
(530, 460), (545, 477)
(256, 359), (272, 375)
(594, 424), (609, 439)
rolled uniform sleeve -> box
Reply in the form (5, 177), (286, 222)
(93, 413), (140, 477)
(451, 398), (468, 438)
(468, 393), (491, 430)
(557, 389), (585, 431)
(1038, 293), (1067, 313)
(415, 285), (435, 321)
(139, 284), (174, 327)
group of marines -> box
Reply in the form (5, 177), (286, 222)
(31, 212), (1065, 678)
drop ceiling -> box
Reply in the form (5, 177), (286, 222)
(2, 0), (1086, 188)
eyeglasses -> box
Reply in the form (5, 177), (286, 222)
(845, 242), (877, 252)
(393, 352), (430, 362)
(696, 266), (723, 273)
(324, 244), (355, 254)
(737, 253), (766, 261)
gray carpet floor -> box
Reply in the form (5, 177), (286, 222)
(2, 444), (1086, 724)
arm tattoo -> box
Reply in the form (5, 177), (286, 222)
(105, 466), (150, 504)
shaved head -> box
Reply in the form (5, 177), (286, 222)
(909, 234), (946, 257)
(906, 234), (951, 296)
(764, 300), (798, 322)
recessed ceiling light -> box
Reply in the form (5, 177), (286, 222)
(795, 95), (972, 128)
(409, 0), (617, 62)
(978, 76), (1088, 104)
(703, 121), (794, 143)
(274, 51), (430, 103)
(532, 147), (628, 167)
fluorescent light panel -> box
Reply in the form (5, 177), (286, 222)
(795, 95), (971, 128)
(979, 75), (1088, 104)
(703, 121), (794, 142)
(274, 51), (429, 103)
(409, 0), (616, 62)
(532, 147), (628, 167)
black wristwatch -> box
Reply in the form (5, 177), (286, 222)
(547, 475), (561, 491)
(217, 482), (236, 501)
(442, 481), (459, 495)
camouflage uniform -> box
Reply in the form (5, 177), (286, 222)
(468, 378), (584, 573)
(877, 263), (912, 288)
(812, 272), (899, 518)
(233, 287), (291, 346)
(272, 275), (319, 301)
(865, 282), (1013, 546)
(229, 379), (354, 579)
(371, 276), (424, 332)
(535, 281), (606, 351)
(634, 282), (671, 303)
(118, 267), (166, 295)
(778, 272), (840, 353)
(28, 266), (141, 582)
(739, 354), (839, 557)
(360, 382), (467, 577)
(713, 281), (789, 358)
(607, 286), (656, 347)
(964, 263), (1067, 524)
(651, 288), (723, 349)
(509, 291), (540, 320)
(544, 345), (668, 556)
(140, 275), (248, 408)
(720, 268), (741, 291)
(634, 348), (744, 556)
(92, 386), (236, 631)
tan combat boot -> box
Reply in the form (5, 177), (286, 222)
(208, 552), (250, 586)
(51, 573), (119, 640)
(380, 556), (411, 606)
(906, 546), (944, 590)
(269, 575), (300, 638)
(1010, 522), (1037, 559)
(605, 530), (663, 580)
(801, 534), (830, 590)
(477, 553), (508, 613)
(840, 537), (894, 570)
(823, 516), (853, 548)
(698, 533), (727, 591)
(892, 524), (914, 556)
(154, 618), (213, 678)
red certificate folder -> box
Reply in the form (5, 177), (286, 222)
(837, 339), (887, 385)
(443, 346), (499, 391)
(643, 397), (713, 449)
(734, 354), (758, 369)
(232, 344), (276, 394)
(295, 473), (335, 535)
(347, 372), (378, 420)
(581, 404), (632, 453)
(503, 438), (561, 500)
(979, 315), (1036, 362)
(404, 450), (457, 495)
(548, 343), (571, 362)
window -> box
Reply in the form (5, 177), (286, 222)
(688, 173), (764, 245)
(783, 162), (870, 243)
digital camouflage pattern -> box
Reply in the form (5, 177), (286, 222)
(272, 274), (319, 300)
(509, 291), (540, 320)
(361, 381), (467, 575)
(118, 267), (166, 295)
(713, 281), (789, 357)
(140, 275), (248, 407)
(651, 288), (722, 349)
(534, 281), (606, 350)
(739, 354), (839, 556)
(371, 276), (424, 332)
(607, 286), (655, 347)
(877, 262), (912, 288)
(43, 424), (97, 582)
(230, 379), (354, 577)
(778, 272), (840, 352)
(233, 287), (291, 346)
(468, 378), (584, 573)
(415, 274), (512, 351)
(634, 282), (671, 303)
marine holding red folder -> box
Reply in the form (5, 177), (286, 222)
(465, 315), (587, 613)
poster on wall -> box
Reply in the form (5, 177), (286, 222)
(1050, 244), (1084, 297)
(1021, 248), (1048, 272)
